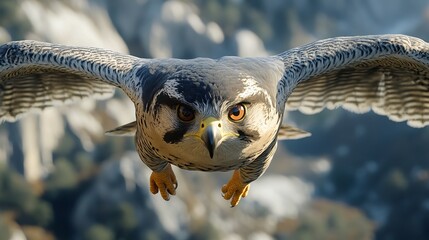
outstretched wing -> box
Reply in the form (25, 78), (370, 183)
(278, 34), (429, 127)
(0, 40), (142, 121)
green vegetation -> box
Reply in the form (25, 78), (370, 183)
(84, 224), (115, 240)
(45, 158), (78, 192)
(277, 200), (374, 240)
(0, 215), (11, 240)
(189, 220), (222, 240)
(0, 164), (53, 227)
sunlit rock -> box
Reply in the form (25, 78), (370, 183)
(0, 27), (11, 44)
(242, 175), (313, 219)
(20, 0), (127, 52)
(234, 30), (268, 57)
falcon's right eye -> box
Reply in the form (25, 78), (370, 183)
(177, 104), (195, 122)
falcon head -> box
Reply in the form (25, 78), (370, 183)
(136, 57), (285, 171)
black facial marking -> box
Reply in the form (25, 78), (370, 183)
(136, 65), (171, 111)
(237, 129), (260, 142)
(163, 123), (190, 144)
(155, 92), (181, 110)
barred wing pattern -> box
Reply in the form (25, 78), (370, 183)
(0, 41), (140, 121)
(280, 35), (429, 127)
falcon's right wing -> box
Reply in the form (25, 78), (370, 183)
(0, 40), (142, 121)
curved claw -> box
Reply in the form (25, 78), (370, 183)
(221, 170), (250, 207)
(150, 164), (178, 201)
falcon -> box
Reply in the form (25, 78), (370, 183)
(1, 34), (428, 207)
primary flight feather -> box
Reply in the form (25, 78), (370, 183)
(1, 34), (428, 206)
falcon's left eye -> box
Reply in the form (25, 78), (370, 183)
(228, 103), (246, 122)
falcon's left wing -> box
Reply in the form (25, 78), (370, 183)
(278, 34), (429, 127)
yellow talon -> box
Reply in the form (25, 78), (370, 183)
(221, 170), (250, 207)
(150, 164), (178, 201)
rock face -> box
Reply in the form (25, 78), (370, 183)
(100, 0), (230, 58)
(21, 0), (127, 52)
(139, 0), (226, 58)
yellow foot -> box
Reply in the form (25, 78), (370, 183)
(221, 170), (250, 207)
(150, 164), (178, 201)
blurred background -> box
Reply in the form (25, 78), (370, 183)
(1, 0), (429, 239)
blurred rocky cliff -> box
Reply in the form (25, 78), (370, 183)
(1, 0), (429, 239)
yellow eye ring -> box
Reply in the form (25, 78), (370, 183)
(177, 104), (195, 122)
(228, 104), (246, 122)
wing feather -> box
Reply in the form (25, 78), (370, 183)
(278, 35), (429, 127)
(0, 40), (142, 121)
(105, 121), (136, 136)
(277, 124), (311, 140)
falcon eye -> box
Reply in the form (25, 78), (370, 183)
(228, 103), (246, 122)
(177, 104), (195, 122)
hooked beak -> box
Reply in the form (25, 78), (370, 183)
(184, 117), (238, 158)
(198, 117), (223, 158)
(185, 117), (223, 158)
